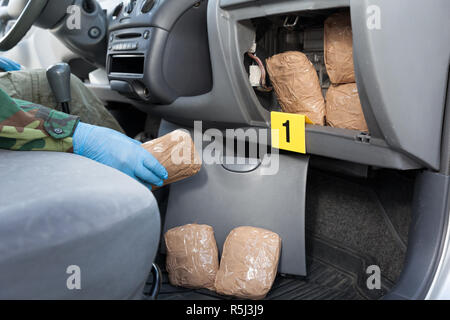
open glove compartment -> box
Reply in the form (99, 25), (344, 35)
(232, 0), (450, 170)
(149, 0), (450, 171)
(147, 0), (449, 170)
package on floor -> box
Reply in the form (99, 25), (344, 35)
(165, 224), (219, 290)
(214, 226), (282, 300)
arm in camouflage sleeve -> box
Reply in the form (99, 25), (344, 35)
(0, 88), (79, 152)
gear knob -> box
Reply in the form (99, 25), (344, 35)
(46, 63), (71, 104)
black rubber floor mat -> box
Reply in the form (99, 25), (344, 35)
(147, 232), (391, 300)
(305, 234), (393, 299)
(146, 231), (392, 300)
(154, 257), (364, 300)
(150, 233), (388, 301)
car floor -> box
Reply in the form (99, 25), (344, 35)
(148, 168), (414, 300)
(152, 236), (385, 300)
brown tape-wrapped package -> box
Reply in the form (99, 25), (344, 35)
(324, 12), (355, 84)
(165, 224), (219, 290)
(266, 51), (326, 125)
(326, 83), (368, 132)
(215, 226), (282, 300)
(142, 130), (202, 190)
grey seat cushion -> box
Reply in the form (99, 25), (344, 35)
(0, 150), (160, 299)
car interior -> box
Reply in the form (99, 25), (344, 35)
(0, 0), (449, 300)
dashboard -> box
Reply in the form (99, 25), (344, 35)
(2, 0), (447, 172)
(102, 0), (450, 173)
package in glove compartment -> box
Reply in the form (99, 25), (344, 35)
(326, 83), (368, 132)
(324, 12), (355, 84)
(266, 51), (326, 125)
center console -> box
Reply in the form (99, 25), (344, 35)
(106, 0), (212, 104)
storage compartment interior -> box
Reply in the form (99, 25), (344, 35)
(109, 55), (145, 75)
(243, 8), (335, 113)
(238, 7), (424, 170)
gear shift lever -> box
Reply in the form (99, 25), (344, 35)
(46, 63), (71, 114)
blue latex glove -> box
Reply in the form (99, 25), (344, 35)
(0, 57), (21, 72)
(73, 122), (168, 188)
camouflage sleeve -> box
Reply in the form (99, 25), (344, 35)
(0, 88), (79, 152)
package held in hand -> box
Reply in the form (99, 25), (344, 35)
(141, 129), (202, 190)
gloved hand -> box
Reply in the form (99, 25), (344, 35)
(0, 57), (21, 72)
(73, 122), (168, 188)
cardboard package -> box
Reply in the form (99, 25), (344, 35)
(142, 130), (202, 190)
(165, 224), (219, 290)
(215, 226), (282, 300)
(324, 12), (355, 84)
(326, 83), (368, 132)
(266, 51), (326, 125)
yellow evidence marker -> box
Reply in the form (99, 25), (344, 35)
(270, 111), (312, 154)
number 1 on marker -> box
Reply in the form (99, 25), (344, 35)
(271, 111), (310, 154)
(282, 120), (290, 143)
